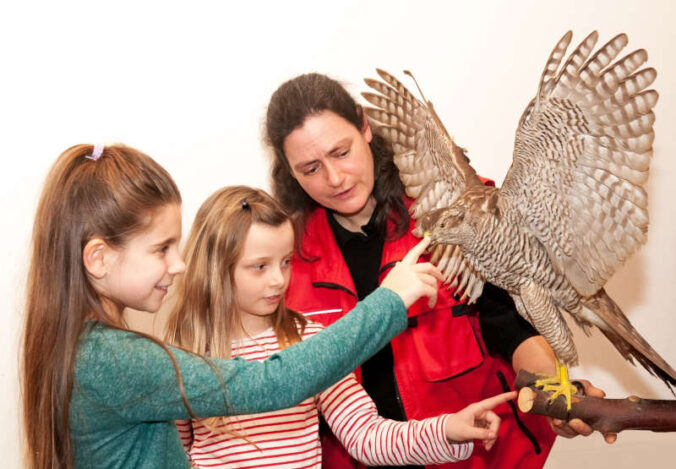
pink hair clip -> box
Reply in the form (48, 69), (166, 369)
(85, 144), (104, 161)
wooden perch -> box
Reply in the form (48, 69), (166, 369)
(514, 370), (676, 433)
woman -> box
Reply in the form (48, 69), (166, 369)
(264, 73), (610, 469)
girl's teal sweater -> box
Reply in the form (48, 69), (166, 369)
(70, 287), (406, 468)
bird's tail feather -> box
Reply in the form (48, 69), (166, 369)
(582, 289), (676, 393)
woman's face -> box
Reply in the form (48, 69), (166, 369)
(283, 111), (375, 220)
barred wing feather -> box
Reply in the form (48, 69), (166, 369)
(500, 31), (656, 297)
(363, 69), (485, 302)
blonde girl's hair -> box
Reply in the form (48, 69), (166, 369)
(22, 144), (182, 469)
(166, 185), (307, 359)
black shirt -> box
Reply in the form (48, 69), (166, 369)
(326, 210), (384, 301)
(475, 282), (539, 361)
(326, 212), (404, 418)
(326, 211), (413, 469)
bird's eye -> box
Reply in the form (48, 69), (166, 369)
(439, 222), (445, 229)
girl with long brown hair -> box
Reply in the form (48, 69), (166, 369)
(22, 144), (443, 469)
(165, 185), (515, 468)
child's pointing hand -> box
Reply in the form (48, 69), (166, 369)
(444, 391), (517, 451)
(381, 237), (443, 309)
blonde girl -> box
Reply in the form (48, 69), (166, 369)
(166, 186), (515, 468)
(22, 144), (442, 469)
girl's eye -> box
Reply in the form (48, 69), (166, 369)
(282, 257), (292, 268)
(338, 149), (349, 158)
(253, 264), (266, 271)
(158, 245), (169, 254)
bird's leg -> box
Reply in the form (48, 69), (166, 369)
(534, 359), (578, 410)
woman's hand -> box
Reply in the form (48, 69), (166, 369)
(549, 379), (618, 444)
(444, 391), (517, 451)
(512, 339), (617, 444)
(381, 237), (444, 309)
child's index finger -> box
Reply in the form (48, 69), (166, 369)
(400, 237), (431, 265)
(477, 391), (517, 410)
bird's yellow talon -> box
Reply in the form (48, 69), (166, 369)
(534, 360), (577, 410)
(423, 231), (431, 237)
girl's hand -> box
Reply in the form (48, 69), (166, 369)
(381, 237), (444, 308)
(444, 391), (517, 451)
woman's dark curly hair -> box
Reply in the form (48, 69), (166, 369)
(265, 73), (409, 239)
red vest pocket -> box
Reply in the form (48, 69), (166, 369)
(408, 309), (485, 382)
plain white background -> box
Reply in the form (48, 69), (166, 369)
(2, 1), (675, 467)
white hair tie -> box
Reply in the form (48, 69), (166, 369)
(85, 144), (104, 161)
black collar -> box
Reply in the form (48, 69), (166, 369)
(326, 209), (381, 245)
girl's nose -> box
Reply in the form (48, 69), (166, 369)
(168, 252), (186, 275)
(269, 267), (285, 287)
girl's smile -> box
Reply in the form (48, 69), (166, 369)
(155, 284), (171, 295)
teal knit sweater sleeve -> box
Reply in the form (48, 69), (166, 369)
(74, 287), (406, 424)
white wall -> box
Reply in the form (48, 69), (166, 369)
(2, 1), (675, 467)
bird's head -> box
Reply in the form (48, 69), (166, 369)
(423, 187), (500, 248)
(423, 205), (474, 247)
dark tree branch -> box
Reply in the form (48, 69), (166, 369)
(514, 370), (676, 433)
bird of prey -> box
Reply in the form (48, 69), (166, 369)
(362, 31), (676, 408)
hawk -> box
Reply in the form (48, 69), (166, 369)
(362, 31), (676, 407)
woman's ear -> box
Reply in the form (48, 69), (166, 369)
(82, 238), (112, 279)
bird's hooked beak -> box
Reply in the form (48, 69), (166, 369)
(419, 207), (447, 244)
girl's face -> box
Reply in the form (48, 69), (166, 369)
(101, 203), (185, 314)
(283, 110), (375, 221)
(233, 221), (294, 335)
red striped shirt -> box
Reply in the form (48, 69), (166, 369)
(176, 322), (472, 467)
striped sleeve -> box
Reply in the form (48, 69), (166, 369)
(317, 373), (472, 465)
(175, 419), (194, 453)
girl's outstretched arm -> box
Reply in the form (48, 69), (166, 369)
(319, 369), (472, 465)
(75, 237), (440, 423)
(75, 288), (407, 422)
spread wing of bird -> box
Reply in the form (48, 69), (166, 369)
(362, 69), (486, 302)
(363, 33), (673, 394)
(500, 31), (657, 297)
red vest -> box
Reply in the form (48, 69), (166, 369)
(286, 201), (555, 469)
